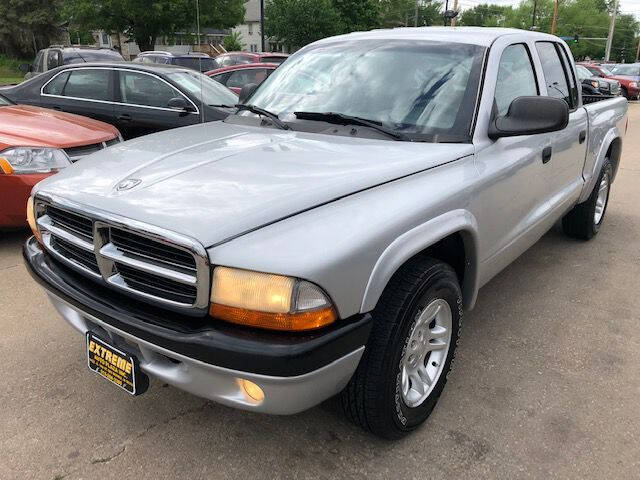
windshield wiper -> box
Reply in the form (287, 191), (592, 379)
(209, 103), (236, 108)
(294, 111), (407, 141)
(236, 104), (290, 130)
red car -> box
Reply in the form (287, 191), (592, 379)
(580, 62), (639, 100)
(212, 52), (288, 69)
(0, 93), (120, 228)
(206, 63), (279, 94)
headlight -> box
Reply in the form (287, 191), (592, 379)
(209, 267), (337, 331)
(0, 147), (71, 174)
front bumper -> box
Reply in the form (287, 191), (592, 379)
(24, 237), (371, 414)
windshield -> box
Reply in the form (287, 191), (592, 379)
(599, 67), (614, 76)
(248, 40), (485, 142)
(612, 65), (640, 76)
(166, 70), (238, 106)
(64, 49), (124, 64)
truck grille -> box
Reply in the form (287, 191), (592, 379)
(35, 198), (209, 312)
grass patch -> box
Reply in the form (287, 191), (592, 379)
(0, 54), (27, 85)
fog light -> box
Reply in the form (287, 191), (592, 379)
(238, 379), (265, 402)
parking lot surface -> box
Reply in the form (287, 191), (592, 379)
(2, 104), (640, 480)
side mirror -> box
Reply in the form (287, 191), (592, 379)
(19, 63), (31, 73)
(167, 97), (195, 112)
(238, 83), (258, 104)
(488, 96), (569, 139)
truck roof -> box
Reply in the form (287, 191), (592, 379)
(314, 26), (559, 47)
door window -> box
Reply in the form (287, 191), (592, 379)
(46, 50), (61, 70)
(34, 51), (44, 73)
(535, 42), (573, 107)
(61, 69), (113, 101)
(494, 44), (538, 116)
(118, 70), (181, 108)
(226, 68), (270, 89)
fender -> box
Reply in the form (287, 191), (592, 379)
(360, 209), (480, 313)
(579, 127), (621, 204)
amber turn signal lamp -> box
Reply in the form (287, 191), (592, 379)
(210, 303), (336, 331)
(26, 197), (42, 244)
(0, 157), (14, 175)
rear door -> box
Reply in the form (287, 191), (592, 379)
(113, 69), (198, 138)
(534, 41), (588, 212)
(40, 67), (116, 125)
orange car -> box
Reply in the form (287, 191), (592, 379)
(0, 93), (120, 227)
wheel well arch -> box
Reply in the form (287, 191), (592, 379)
(360, 211), (479, 313)
(606, 136), (623, 181)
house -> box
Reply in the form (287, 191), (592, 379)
(232, 0), (289, 53)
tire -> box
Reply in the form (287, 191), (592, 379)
(340, 256), (462, 439)
(621, 86), (629, 99)
(562, 159), (613, 240)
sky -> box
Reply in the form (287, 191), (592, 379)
(454, 0), (640, 17)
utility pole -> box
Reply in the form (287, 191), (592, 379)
(415, 0), (419, 27)
(451, 0), (459, 26)
(260, 0), (265, 52)
(551, 0), (559, 35)
(605, 0), (619, 61)
(444, 0), (449, 26)
(636, 36), (640, 62)
(531, 0), (538, 28)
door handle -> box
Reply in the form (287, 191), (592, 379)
(579, 130), (586, 144)
(117, 114), (132, 122)
(542, 146), (552, 164)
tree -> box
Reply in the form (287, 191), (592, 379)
(223, 31), (243, 51)
(62, 0), (244, 52)
(0, 0), (65, 57)
(459, 4), (511, 27)
(379, 0), (442, 27)
(332, 0), (381, 32)
(265, 0), (343, 50)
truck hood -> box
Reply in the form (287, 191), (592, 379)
(0, 104), (119, 149)
(34, 121), (473, 247)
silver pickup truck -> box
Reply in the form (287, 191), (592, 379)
(24, 27), (627, 439)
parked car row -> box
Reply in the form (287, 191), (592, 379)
(2, 63), (238, 139)
(578, 62), (640, 99)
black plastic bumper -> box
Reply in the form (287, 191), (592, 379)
(23, 236), (372, 377)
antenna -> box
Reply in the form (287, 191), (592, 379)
(196, 0), (205, 123)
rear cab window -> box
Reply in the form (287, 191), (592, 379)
(535, 42), (578, 109)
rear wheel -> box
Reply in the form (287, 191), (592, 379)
(340, 256), (462, 439)
(562, 160), (613, 240)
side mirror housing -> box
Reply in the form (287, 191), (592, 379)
(238, 83), (258, 104)
(488, 96), (569, 139)
(19, 63), (31, 73)
(168, 97), (195, 112)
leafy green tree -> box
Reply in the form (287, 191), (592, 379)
(379, 0), (442, 27)
(62, 0), (244, 52)
(332, 0), (381, 32)
(264, 0), (343, 50)
(223, 31), (243, 51)
(0, 0), (64, 57)
(459, 4), (511, 27)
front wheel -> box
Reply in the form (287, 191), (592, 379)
(340, 257), (462, 439)
(562, 159), (613, 240)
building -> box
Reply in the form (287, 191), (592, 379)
(232, 0), (261, 52)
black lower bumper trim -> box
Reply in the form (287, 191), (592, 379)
(24, 236), (372, 377)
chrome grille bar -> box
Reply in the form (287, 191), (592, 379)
(33, 193), (210, 314)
